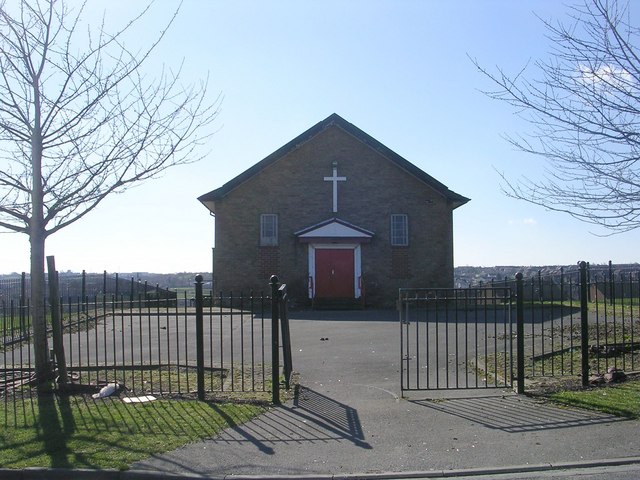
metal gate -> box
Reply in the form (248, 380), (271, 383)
(400, 287), (514, 393)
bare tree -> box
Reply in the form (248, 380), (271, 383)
(473, 0), (640, 233)
(0, 0), (219, 389)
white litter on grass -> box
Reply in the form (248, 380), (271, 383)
(123, 395), (157, 404)
(92, 382), (119, 399)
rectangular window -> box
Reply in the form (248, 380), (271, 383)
(390, 214), (408, 246)
(260, 214), (278, 246)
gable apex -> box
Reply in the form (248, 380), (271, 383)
(198, 114), (470, 213)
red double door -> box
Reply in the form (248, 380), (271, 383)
(314, 248), (355, 298)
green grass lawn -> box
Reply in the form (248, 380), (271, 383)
(547, 379), (640, 419)
(0, 394), (265, 470)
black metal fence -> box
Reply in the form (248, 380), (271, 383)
(400, 261), (640, 394)
(400, 286), (514, 391)
(502, 263), (638, 384)
(0, 271), (177, 306)
(1, 275), (177, 350)
(1, 275), (293, 402)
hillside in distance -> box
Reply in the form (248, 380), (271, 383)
(3, 264), (639, 291)
(455, 262), (640, 288)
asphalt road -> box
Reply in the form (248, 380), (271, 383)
(132, 309), (640, 478)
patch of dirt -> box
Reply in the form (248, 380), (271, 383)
(526, 371), (640, 396)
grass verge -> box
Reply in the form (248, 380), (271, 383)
(546, 378), (640, 419)
(0, 394), (265, 469)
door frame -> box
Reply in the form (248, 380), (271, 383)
(308, 243), (362, 299)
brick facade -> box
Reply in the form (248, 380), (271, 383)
(200, 114), (468, 307)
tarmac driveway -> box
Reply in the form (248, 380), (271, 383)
(133, 309), (640, 477)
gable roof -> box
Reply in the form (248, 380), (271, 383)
(294, 217), (375, 241)
(198, 113), (470, 212)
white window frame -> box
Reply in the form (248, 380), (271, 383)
(390, 214), (409, 246)
(260, 214), (278, 246)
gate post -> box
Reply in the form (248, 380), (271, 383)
(579, 261), (590, 388)
(47, 256), (68, 385)
(195, 274), (205, 401)
(279, 284), (293, 391)
(270, 275), (281, 405)
(515, 273), (525, 394)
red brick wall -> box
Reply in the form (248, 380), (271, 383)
(211, 124), (459, 306)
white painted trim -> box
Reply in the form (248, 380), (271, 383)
(294, 217), (374, 238)
(307, 246), (315, 298)
(298, 221), (371, 239)
(354, 245), (362, 298)
(308, 243), (361, 299)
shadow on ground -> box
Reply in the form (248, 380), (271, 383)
(202, 385), (371, 452)
(410, 394), (628, 433)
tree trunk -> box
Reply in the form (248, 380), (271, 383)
(30, 93), (51, 392)
(30, 222), (50, 392)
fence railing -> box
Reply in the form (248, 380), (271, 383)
(1, 275), (293, 402)
(400, 286), (514, 391)
(1, 275), (180, 349)
(513, 262), (639, 387)
(401, 261), (640, 394)
(0, 271), (177, 306)
(474, 262), (639, 380)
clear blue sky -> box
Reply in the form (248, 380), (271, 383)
(2, 0), (640, 275)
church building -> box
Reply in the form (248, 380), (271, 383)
(198, 113), (469, 307)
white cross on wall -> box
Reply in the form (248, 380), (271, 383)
(324, 162), (347, 213)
